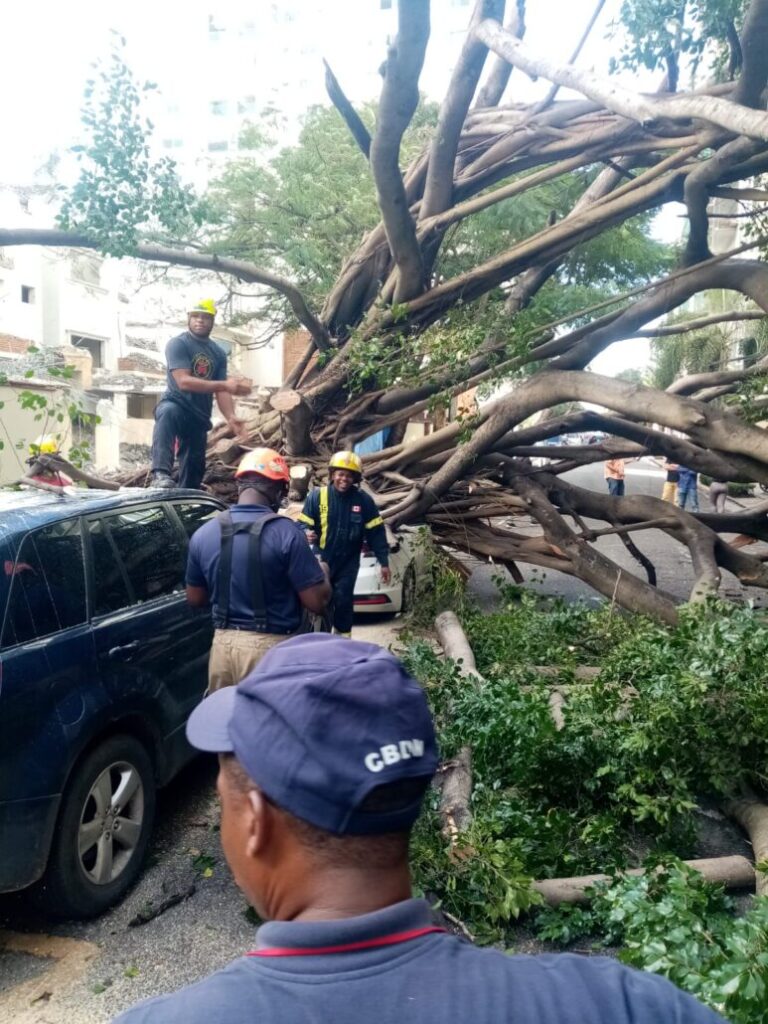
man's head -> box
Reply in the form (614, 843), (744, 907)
(187, 299), (216, 338)
(328, 450), (362, 493)
(235, 448), (290, 511)
(186, 634), (438, 918)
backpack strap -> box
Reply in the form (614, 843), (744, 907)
(217, 511), (281, 631)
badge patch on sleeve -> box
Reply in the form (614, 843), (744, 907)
(352, 505), (361, 512)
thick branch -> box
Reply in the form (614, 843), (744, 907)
(476, 18), (768, 141)
(421, 0), (504, 221)
(474, 0), (525, 108)
(369, 0), (430, 303)
(323, 60), (371, 159)
(0, 229), (332, 352)
(511, 472), (680, 624)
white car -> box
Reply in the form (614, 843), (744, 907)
(354, 525), (428, 615)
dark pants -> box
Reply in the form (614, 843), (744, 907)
(151, 401), (208, 490)
(607, 478), (625, 496)
(328, 558), (360, 634)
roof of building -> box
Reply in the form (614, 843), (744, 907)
(90, 370), (165, 394)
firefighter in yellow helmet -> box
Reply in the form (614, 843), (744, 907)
(26, 435), (73, 489)
(150, 298), (253, 490)
(185, 448), (331, 692)
(298, 451), (391, 637)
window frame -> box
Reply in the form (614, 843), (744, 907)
(0, 515), (89, 650)
(84, 501), (192, 619)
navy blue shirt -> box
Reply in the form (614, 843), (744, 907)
(114, 898), (723, 1024)
(299, 485), (389, 568)
(186, 505), (325, 633)
(163, 330), (227, 427)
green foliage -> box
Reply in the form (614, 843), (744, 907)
(407, 597), (768, 946)
(538, 862), (768, 1023)
(57, 37), (203, 256)
(206, 102), (437, 325)
(610, 0), (748, 84)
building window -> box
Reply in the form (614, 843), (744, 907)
(127, 394), (159, 419)
(21, 285), (35, 304)
(380, 0), (392, 7)
(163, 138), (184, 149)
(208, 140), (229, 152)
(237, 95), (257, 115)
(210, 99), (229, 116)
(70, 334), (104, 369)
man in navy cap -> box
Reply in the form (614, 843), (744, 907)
(115, 635), (723, 1024)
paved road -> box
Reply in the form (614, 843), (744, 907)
(469, 457), (768, 609)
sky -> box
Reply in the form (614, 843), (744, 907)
(0, 0), (680, 377)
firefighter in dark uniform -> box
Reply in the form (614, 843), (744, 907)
(298, 451), (391, 637)
(186, 448), (331, 691)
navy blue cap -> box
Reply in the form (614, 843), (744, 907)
(186, 633), (439, 835)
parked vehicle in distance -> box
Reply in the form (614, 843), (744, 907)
(0, 487), (224, 918)
(353, 525), (428, 615)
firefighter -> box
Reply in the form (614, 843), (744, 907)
(298, 451), (390, 637)
(186, 448), (331, 691)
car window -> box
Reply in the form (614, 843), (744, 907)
(1, 519), (87, 648)
(89, 505), (186, 615)
(174, 501), (220, 539)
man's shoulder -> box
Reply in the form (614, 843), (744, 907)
(447, 942), (720, 1022)
(114, 957), (258, 1024)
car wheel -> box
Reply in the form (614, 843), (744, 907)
(32, 735), (156, 919)
(400, 564), (417, 614)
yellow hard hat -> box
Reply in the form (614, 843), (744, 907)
(329, 450), (362, 475)
(32, 434), (59, 455)
(188, 299), (217, 317)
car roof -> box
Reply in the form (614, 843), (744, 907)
(0, 487), (223, 542)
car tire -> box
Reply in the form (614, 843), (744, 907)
(400, 564), (417, 614)
(32, 735), (156, 919)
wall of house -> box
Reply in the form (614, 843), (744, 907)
(0, 245), (45, 345)
(0, 381), (68, 484)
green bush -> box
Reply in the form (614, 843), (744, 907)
(406, 599), (768, 950)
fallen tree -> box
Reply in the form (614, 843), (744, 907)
(5, 0), (768, 619)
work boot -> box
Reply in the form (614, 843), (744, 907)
(151, 472), (175, 489)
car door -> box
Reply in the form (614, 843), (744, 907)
(0, 517), (100, 888)
(86, 502), (212, 781)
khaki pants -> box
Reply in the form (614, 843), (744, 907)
(208, 629), (287, 693)
(661, 481), (678, 503)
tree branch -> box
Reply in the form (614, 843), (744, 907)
(0, 229), (332, 352)
(369, 0), (430, 303)
(475, 17), (768, 142)
(474, 0), (526, 108)
(421, 0), (504, 221)
(323, 59), (371, 159)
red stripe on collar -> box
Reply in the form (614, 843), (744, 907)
(247, 925), (446, 958)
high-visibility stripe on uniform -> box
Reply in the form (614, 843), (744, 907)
(364, 515), (384, 530)
(297, 512), (315, 526)
(247, 926), (446, 958)
(319, 485), (329, 549)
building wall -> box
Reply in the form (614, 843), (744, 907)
(0, 245), (45, 345)
(0, 381), (68, 484)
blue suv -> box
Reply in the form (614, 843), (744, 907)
(0, 487), (224, 917)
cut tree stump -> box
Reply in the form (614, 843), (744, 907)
(434, 611), (483, 839)
(722, 796), (768, 897)
(435, 611), (482, 684)
(532, 855), (756, 906)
